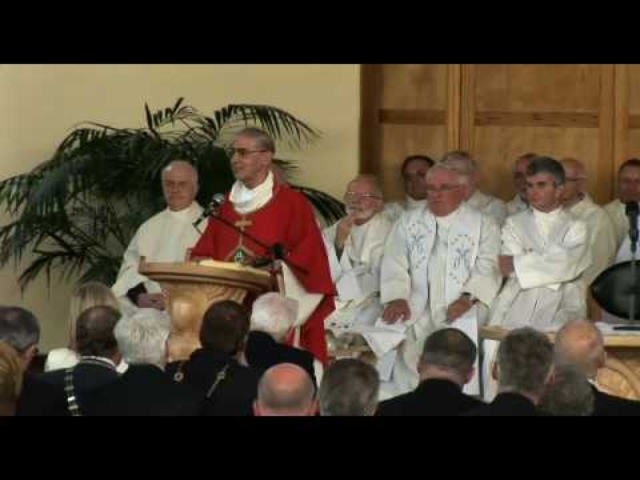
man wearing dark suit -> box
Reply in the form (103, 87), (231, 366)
(0, 306), (48, 415)
(83, 309), (203, 416)
(245, 293), (317, 385)
(377, 328), (484, 416)
(467, 327), (554, 416)
(18, 306), (122, 416)
(555, 319), (640, 416)
(166, 300), (261, 416)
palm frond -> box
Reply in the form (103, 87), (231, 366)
(291, 185), (346, 225)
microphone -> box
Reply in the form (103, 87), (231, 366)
(626, 201), (639, 254)
(193, 193), (226, 228)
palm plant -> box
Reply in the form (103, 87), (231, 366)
(0, 98), (345, 290)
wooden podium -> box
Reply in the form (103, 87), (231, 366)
(481, 326), (640, 400)
(140, 260), (272, 361)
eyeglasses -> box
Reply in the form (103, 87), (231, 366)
(425, 184), (461, 192)
(344, 192), (382, 201)
(225, 148), (268, 158)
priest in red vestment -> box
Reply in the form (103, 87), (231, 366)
(190, 127), (335, 364)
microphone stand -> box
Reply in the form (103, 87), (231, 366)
(205, 210), (309, 277)
(614, 205), (640, 331)
(629, 226), (637, 324)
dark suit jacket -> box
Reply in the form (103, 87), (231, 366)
(18, 360), (120, 416)
(82, 364), (204, 416)
(377, 378), (485, 416)
(166, 348), (260, 416)
(592, 385), (640, 416)
(245, 331), (317, 386)
(465, 392), (540, 416)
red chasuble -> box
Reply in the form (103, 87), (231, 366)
(190, 183), (335, 364)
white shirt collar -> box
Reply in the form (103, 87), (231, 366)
(229, 171), (274, 214)
(166, 202), (198, 221)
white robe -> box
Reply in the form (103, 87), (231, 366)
(383, 196), (428, 224)
(467, 190), (508, 226)
(379, 204), (502, 398)
(506, 195), (528, 217)
(567, 194), (617, 286)
(604, 199), (628, 251)
(111, 202), (207, 313)
(489, 208), (590, 330)
(323, 213), (393, 335)
(483, 208), (590, 400)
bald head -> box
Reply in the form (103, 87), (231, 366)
(162, 160), (199, 211)
(560, 158), (587, 206)
(255, 363), (316, 416)
(554, 320), (605, 379)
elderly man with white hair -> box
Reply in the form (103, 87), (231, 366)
(245, 292), (317, 385)
(379, 162), (502, 399)
(322, 175), (393, 345)
(112, 160), (207, 314)
(442, 150), (508, 226)
(82, 309), (203, 416)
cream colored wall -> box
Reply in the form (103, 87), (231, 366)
(0, 64), (360, 351)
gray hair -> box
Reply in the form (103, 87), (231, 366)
(526, 156), (565, 186)
(497, 327), (554, 396)
(441, 150), (478, 174)
(319, 359), (379, 416)
(539, 364), (595, 416)
(114, 309), (171, 367)
(421, 328), (476, 379)
(235, 127), (276, 153)
(0, 306), (40, 352)
(425, 162), (469, 185)
(162, 160), (199, 186)
(251, 293), (298, 342)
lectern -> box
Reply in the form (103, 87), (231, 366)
(140, 260), (272, 361)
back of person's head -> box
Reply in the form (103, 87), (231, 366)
(0, 306), (40, 365)
(539, 364), (595, 416)
(0, 341), (23, 416)
(114, 309), (171, 368)
(319, 359), (379, 416)
(526, 156), (566, 185)
(68, 282), (120, 348)
(200, 301), (250, 356)
(496, 327), (554, 398)
(74, 306), (120, 359)
(420, 328), (477, 386)
(250, 293), (298, 343)
(255, 363), (316, 416)
(554, 319), (605, 379)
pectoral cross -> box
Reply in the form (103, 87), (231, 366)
(235, 217), (252, 231)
